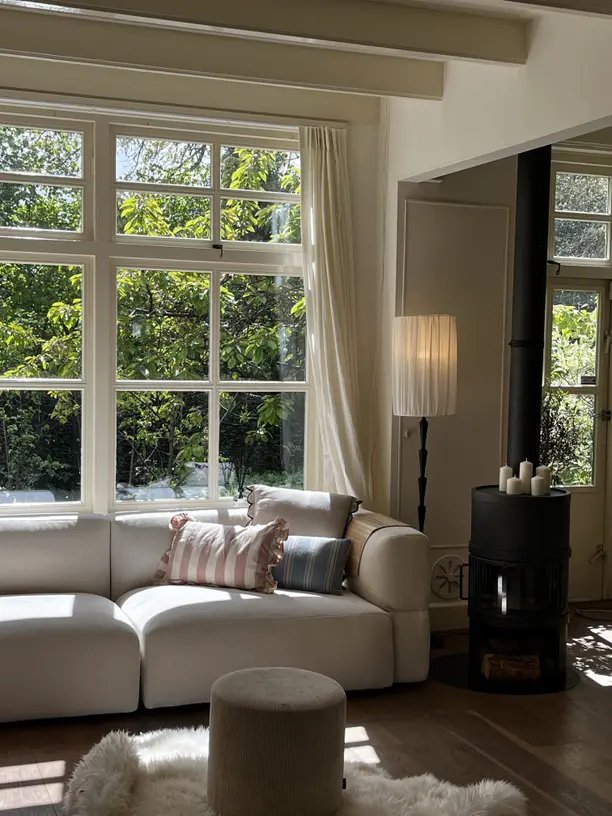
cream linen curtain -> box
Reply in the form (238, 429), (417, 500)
(299, 126), (371, 505)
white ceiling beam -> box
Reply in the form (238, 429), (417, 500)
(26, 0), (528, 65)
(0, 7), (444, 99)
(505, 0), (612, 13)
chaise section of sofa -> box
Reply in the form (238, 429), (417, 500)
(0, 515), (140, 722)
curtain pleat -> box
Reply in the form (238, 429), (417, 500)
(299, 126), (371, 505)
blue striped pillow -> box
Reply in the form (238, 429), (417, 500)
(272, 536), (351, 594)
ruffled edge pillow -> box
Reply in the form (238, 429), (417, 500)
(154, 513), (288, 593)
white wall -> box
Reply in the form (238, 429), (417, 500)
(393, 158), (518, 631)
(391, 11), (612, 181)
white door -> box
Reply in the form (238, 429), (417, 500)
(543, 279), (610, 600)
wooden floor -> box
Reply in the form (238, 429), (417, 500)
(3, 612), (612, 816)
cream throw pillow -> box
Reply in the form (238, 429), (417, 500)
(247, 485), (360, 538)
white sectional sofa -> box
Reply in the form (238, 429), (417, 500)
(0, 508), (430, 722)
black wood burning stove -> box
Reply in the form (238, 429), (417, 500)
(467, 486), (571, 692)
(464, 146), (575, 693)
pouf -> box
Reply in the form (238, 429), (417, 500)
(207, 667), (346, 816)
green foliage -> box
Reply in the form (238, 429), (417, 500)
(541, 387), (593, 487)
(0, 127), (304, 501)
(541, 293), (598, 486)
(554, 173), (610, 259)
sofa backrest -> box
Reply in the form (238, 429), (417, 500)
(0, 515), (110, 596)
(110, 508), (250, 600)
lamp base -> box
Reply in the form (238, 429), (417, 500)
(417, 417), (428, 533)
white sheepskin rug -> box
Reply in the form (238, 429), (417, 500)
(64, 727), (527, 816)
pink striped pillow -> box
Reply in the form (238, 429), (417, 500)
(154, 514), (288, 593)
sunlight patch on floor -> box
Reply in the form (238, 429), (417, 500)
(568, 626), (612, 686)
(37, 760), (66, 778)
(45, 780), (65, 803)
(0, 782), (53, 811)
(0, 763), (41, 784)
(344, 744), (381, 764)
(345, 725), (369, 745)
(343, 725), (380, 764)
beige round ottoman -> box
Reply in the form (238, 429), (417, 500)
(207, 667), (346, 816)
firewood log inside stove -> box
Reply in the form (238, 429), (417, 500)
(482, 654), (541, 681)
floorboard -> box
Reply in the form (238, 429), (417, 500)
(2, 616), (612, 815)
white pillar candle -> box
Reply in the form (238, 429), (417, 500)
(499, 464), (513, 493)
(506, 476), (523, 495)
(531, 475), (546, 496)
(519, 459), (533, 494)
(536, 465), (551, 494)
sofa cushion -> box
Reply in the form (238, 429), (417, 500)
(0, 593), (140, 722)
(110, 508), (249, 600)
(118, 585), (393, 708)
(247, 485), (360, 537)
(0, 514), (110, 596)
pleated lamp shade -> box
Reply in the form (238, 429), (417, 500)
(392, 314), (457, 418)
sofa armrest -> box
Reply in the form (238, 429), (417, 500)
(345, 510), (430, 683)
(345, 511), (430, 613)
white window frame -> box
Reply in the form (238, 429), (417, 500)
(0, 105), (312, 515)
(550, 158), (612, 272)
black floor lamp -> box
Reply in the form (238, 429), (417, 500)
(392, 315), (457, 534)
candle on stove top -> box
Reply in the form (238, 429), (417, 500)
(499, 464), (513, 493)
(536, 465), (551, 494)
(519, 460), (533, 494)
(506, 476), (523, 495)
(531, 475), (546, 496)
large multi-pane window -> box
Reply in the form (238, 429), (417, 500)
(0, 111), (307, 510)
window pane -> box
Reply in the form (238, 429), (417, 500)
(0, 390), (82, 503)
(221, 146), (300, 193)
(219, 391), (305, 498)
(221, 199), (300, 243)
(0, 183), (82, 232)
(541, 392), (594, 486)
(550, 289), (598, 387)
(117, 269), (210, 380)
(0, 125), (82, 177)
(0, 263), (82, 379)
(117, 192), (211, 238)
(554, 218), (608, 260)
(555, 172), (609, 214)
(116, 391), (209, 501)
(220, 275), (305, 382)
(116, 136), (211, 187)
